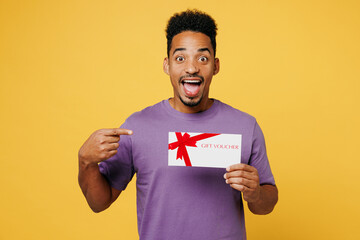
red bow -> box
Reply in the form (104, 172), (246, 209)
(168, 132), (220, 166)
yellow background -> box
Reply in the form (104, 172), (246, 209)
(1, 0), (359, 239)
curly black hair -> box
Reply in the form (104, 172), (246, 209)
(165, 9), (218, 57)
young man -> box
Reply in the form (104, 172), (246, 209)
(78, 9), (278, 240)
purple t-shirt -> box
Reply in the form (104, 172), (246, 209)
(99, 99), (275, 240)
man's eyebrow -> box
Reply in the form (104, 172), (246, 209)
(198, 48), (211, 54)
(172, 48), (186, 55)
(172, 47), (211, 55)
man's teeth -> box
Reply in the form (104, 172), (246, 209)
(183, 80), (201, 84)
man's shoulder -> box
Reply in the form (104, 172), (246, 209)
(216, 100), (256, 122)
(124, 100), (166, 123)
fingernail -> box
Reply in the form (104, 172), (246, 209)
(226, 167), (230, 171)
(223, 173), (227, 179)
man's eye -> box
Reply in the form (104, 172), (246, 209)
(199, 56), (208, 62)
(176, 56), (184, 61)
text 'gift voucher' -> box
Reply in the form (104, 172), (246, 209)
(168, 132), (242, 168)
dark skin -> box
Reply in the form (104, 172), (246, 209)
(78, 31), (278, 214)
(224, 164), (278, 214)
(163, 31), (219, 114)
(78, 128), (130, 212)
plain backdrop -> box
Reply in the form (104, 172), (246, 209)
(1, 0), (359, 239)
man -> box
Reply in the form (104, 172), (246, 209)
(78, 9), (278, 240)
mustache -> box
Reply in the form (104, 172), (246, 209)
(179, 74), (204, 83)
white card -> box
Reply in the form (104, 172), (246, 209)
(168, 132), (242, 168)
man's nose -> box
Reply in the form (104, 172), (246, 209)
(185, 59), (199, 74)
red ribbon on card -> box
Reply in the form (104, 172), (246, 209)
(168, 132), (220, 166)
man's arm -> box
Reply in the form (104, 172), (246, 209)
(78, 161), (121, 212)
(78, 128), (132, 212)
(247, 184), (278, 215)
(224, 163), (278, 215)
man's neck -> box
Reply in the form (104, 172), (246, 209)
(169, 98), (214, 114)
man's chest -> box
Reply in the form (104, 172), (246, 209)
(130, 124), (253, 175)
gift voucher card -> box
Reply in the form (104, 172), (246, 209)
(168, 132), (242, 168)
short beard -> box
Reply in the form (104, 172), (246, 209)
(180, 95), (203, 107)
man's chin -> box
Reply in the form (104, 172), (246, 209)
(180, 95), (202, 107)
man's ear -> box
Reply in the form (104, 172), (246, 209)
(213, 58), (220, 75)
(163, 57), (169, 75)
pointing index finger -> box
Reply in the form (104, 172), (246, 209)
(105, 128), (133, 136)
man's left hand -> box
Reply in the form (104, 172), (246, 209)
(224, 163), (261, 203)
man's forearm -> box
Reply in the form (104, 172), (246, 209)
(247, 184), (278, 215)
(78, 161), (113, 213)
(78, 128), (129, 212)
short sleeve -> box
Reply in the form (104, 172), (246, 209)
(98, 121), (135, 191)
(249, 121), (275, 185)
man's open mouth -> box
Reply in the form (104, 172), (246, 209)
(181, 79), (202, 97)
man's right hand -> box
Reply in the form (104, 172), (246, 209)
(78, 128), (133, 165)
